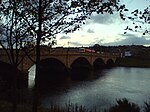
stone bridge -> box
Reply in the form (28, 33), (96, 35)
(0, 47), (119, 73)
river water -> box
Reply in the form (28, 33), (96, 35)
(29, 67), (150, 110)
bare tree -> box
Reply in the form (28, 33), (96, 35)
(0, 1), (36, 112)
(1, 0), (126, 112)
(19, 1), (125, 112)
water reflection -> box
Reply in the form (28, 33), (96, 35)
(29, 67), (150, 111)
(28, 65), (35, 88)
(70, 68), (93, 81)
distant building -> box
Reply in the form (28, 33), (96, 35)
(124, 51), (132, 57)
(120, 51), (132, 57)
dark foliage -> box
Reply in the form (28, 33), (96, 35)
(144, 99), (150, 112)
(109, 98), (140, 112)
(124, 4), (150, 35)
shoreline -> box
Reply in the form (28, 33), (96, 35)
(115, 57), (150, 68)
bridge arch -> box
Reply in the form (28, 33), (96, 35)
(37, 58), (68, 87)
(70, 57), (92, 80)
(24, 54), (67, 72)
(40, 58), (66, 68)
(106, 59), (114, 66)
(0, 61), (26, 89)
(70, 57), (91, 69)
(39, 58), (68, 75)
(0, 61), (14, 91)
(93, 58), (105, 69)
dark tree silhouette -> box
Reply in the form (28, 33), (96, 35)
(0, 0), (126, 112)
(0, 1), (36, 112)
(109, 98), (140, 112)
(124, 4), (150, 35)
(16, 1), (126, 112)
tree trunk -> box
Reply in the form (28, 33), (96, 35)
(11, 66), (18, 112)
(32, 0), (42, 112)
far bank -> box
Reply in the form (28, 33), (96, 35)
(116, 57), (150, 68)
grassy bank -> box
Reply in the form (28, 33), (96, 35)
(0, 101), (49, 112)
(0, 98), (150, 112)
(1, 88), (150, 112)
(115, 57), (150, 67)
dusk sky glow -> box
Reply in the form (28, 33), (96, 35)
(56, 0), (150, 47)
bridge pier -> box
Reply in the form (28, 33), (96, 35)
(17, 70), (29, 88)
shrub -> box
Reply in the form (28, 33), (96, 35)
(144, 99), (150, 112)
(108, 98), (140, 112)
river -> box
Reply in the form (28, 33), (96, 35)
(29, 66), (150, 110)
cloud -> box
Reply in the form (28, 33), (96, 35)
(87, 29), (95, 33)
(92, 38), (105, 44)
(60, 35), (71, 39)
(69, 41), (92, 47)
(88, 13), (118, 25)
(103, 34), (150, 46)
(69, 42), (83, 47)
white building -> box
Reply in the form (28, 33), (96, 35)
(124, 51), (132, 57)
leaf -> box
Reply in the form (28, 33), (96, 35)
(124, 9), (128, 11)
(119, 4), (125, 10)
(139, 11), (142, 14)
(120, 13), (125, 20)
(124, 26), (128, 30)
(145, 30), (148, 33)
(71, 1), (79, 8)
(129, 28), (133, 31)
(128, 17), (132, 19)
(122, 18), (126, 20)
(134, 9), (138, 14)
(42, 38), (46, 42)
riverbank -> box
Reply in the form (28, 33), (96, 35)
(0, 98), (150, 112)
(115, 57), (150, 68)
(1, 67), (150, 112)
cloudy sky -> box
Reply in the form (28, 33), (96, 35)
(55, 0), (150, 47)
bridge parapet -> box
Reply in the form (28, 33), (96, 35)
(0, 48), (120, 72)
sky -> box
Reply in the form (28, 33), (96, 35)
(55, 0), (150, 47)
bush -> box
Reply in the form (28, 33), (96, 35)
(3, 98), (150, 112)
(108, 98), (140, 112)
(144, 99), (150, 112)
(48, 103), (94, 112)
